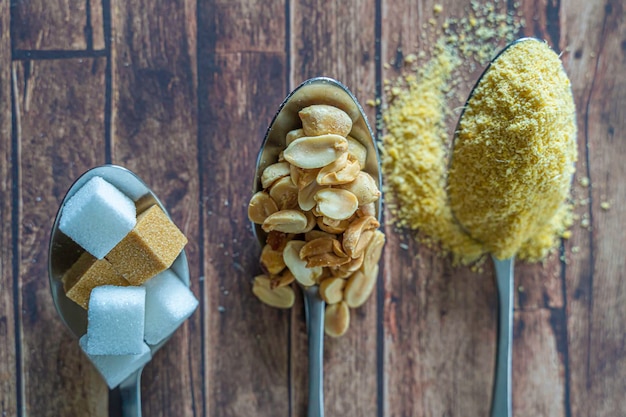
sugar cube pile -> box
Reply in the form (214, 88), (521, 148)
(58, 174), (197, 388)
(60, 176), (136, 259)
(144, 270), (199, 345)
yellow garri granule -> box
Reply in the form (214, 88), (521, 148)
(381, 48), (485, 265)
(448, 39), (577, 260)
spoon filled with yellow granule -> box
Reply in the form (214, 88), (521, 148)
(448, 38), (577, 417)
(448, 38), (577, 259)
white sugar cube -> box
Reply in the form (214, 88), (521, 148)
(79, 335), (151, 389)
(143, 269), (198, 345)
(59, 176), (136, 259)
(86, 286), (146, 355)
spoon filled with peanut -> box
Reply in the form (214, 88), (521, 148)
(248, 77), (384, 417)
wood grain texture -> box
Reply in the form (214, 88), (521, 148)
(560, 0), (626, 415)
(110, 0), (201, 415)
(11, 0), (104, 51)
(0, 1), (16, 416)
(289, 0), (378, 415)
(2, 0), (626, 416)
(14, 58), (108, 417)
(197, 0), (289, 415)
(198, 54), (290, 417)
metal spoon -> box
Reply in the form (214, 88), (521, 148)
(450, 38), (541, 417)
(48, 164), (191, 417)
(252, 77), (381, 417)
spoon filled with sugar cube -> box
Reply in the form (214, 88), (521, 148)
(249, 77), (384, 417)
(48, 165), (199, 417)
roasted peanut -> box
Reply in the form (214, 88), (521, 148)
(316, 215), (351, 234)
(347, 136), (367, 169)
(299, 104), (352, 137)
(260, 244), (286, 275)
(329, 265), (353, 279)
(302, 210), (317, 233)
(283, 240), (322, 286)
(266, 231), (292, 251)
(298, 178), (324, 211)
(299, 238), (350, 268)
(356, 201), (377, 218)
(319, 277), (346, 304)
(338, 171), (380, 205)
(344, 265), (378, 308)
(317, 153), (361, 185)
(262, 210), (308, 234)
(294, 167), (320, 190)
(333, 253), (364, 275)
(283, 134), (348, 169)
(324, 301), (350, 337)
(269, 176), (299, 210)
(305, 230), (337, 241)
(270, 269), (295, 289)
(286, 128), (305, 146)
(252, 275), (295, 309)
(314, 188), (359, 220)
(261, 162), (291, 189)
(248, 191), (278, 224)
(343, 215), (380, 258)
(362, 230), (385, 273)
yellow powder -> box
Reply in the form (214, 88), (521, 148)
(448, 40), (577, 260)
(380, 5), (574, 265)
(381, 48), (484, 265)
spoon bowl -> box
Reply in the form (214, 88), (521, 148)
(48, 164), (190, 417)
(252, 77), (380, 417)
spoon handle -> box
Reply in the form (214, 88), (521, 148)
(303, 287), (325, 417)
(491, 256), (514, 417)
(119, 368), (143, 417)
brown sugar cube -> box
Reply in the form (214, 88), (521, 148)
(63, 252), (129, 309)
(106, 204), (187, 285)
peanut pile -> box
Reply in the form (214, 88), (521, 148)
(248, 104), (385, 337)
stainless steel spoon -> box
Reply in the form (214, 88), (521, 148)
(450, 38), (540, 417)
(252, 77), (381, 417)
(48, 164), (191, 417)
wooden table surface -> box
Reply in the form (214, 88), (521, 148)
(1, 0), (625, 416)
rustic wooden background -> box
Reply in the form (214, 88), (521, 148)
(1, 0), (624, 416)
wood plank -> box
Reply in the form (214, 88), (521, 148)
(289, 0), (378, 415)
(513, 310), (566, 416)
(513, 260), (567, 417)
(210, 1), (286, 53)
(383, 243), (496, 416)
(197, 0), (288, 415)
(560, 0), (612, 416)
(0, 0), (16, 415)
(198, 53), (290, 417)
(11, 0), (104, 51)
(110, 0), (201, 415)
(560, 0), (626, 415)
(13, 58), (107, 417)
